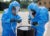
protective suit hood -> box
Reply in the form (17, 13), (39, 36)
(8, 1), (20, 14)
(28, 3), (39, 18)
(28, 3), (39, 13)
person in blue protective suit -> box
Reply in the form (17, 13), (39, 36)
(28, 3), (39, 24)
(2, 1), (22, 36)
(28, 3), (49, 36)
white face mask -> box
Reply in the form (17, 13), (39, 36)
(12, 6), (20, 15)
(15, 6), (20, 14)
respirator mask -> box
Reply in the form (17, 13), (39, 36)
(12, 6), (20, 15)
(29, 9), (36, 18)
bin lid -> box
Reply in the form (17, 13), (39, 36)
(17, 26), (31, 31)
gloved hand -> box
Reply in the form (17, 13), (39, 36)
(10, 19), (16, 22)
(32, 22), (38, 26)
(10, 18), (22, 23)
(17, 20), (22, 23)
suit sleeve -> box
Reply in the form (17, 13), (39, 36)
(2, 13), (10, 24)
(16, 15), (22, 23)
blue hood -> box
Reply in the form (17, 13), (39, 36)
(28, 3), (39, 13)
(28, 3), (40, 18)
(8, 1), (20, 14)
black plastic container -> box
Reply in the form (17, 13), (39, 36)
(17, 26), (35, 36)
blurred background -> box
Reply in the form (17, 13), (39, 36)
(0, 0), (50, 36)
(0, 0), (50, 11)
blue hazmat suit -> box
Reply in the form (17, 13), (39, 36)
(2, 1), (22, 36)
(28, 3), (49, 36)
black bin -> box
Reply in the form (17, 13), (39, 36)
(17, 26), (35, 36)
